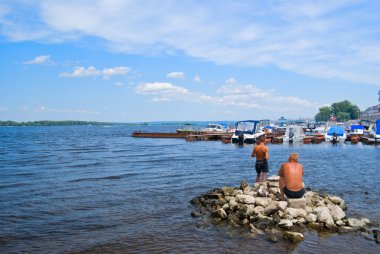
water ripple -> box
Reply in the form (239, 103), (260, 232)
(0, 126), (379, 254)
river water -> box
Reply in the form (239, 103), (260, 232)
(0, 125), (379, 253)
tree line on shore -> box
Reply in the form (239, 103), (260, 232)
(315, 100), (361, 122)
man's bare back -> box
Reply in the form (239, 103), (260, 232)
(251, 139), (269, 183)
(278, 162), (303, 191)
(278, 153), (305, 199)
(251, 143), (268, 161)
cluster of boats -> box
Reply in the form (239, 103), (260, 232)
(197, 119), (380, 145)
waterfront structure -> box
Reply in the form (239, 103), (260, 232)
(361, 104), (380, 121)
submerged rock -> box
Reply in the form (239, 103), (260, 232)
(373, 230), (380, 243)
(347, 218), (367, 228)
(265, 228), (282, 242)
(283, 231), (304, 243)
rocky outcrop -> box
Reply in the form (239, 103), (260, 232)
(191, 175), (378, 244)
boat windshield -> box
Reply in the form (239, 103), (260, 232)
(237, 121), (256, 132)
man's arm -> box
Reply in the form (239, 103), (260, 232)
(278, 163), (285, 177)
(265, 147), (269, 160)
(251, 147), (256, 157)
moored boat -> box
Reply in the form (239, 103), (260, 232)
(282, 125), (305, 142)
(231, 120), (264, 144)
(324, 126), (346, 143)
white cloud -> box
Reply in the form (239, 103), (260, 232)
(224, 78), (237, 85)
(23, 55), (51, 65)
(136, 82), (189, 95)
(2, 1), (380, 86)
(59, 66), (130, 78)
(135, 80), (316, 114)
(166, 71), (185, 79)
(193, 75), (201, 83)
(114, 81), (123, 86)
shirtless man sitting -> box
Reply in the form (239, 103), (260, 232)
(251, 137), (269, 183)
(278, 153), (305, 199)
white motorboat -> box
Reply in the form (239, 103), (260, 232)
(231, 120), (264, 144)
(324, 126), (346, 143)
(282, 125), (305, 142)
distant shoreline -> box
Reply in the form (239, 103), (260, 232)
(0, 120), (142, 127)
(0, 120), (213, 127)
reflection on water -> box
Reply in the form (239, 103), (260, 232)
(0, 126), (379, 253)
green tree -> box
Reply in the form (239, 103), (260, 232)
(331, 100), (361, 120)
(315, 100), (361, 121)
(315, 106), (331, 122)
(336, 112), (350, 122)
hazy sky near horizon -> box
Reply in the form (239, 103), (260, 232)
(1, 0), (379, 122)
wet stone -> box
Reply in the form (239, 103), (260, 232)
(283, 231), (304, 243)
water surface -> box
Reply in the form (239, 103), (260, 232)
(0, 126), (379, 253)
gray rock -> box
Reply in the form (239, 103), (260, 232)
(315, 207), (334, 224)
(338, 226), (355, 233)
(236, 194), (255, 204)
(191, 211), (203, 218)
(285, 207), (307, 218)
(229, 199), (239, 212)
(268, 181), (280, 188)
(269, 187), (280, 194)
(264, 201), (279, 216)
(267, 175), (280, 181)
(305, 213), (317, 223)
(298, 218), (306, 224)
(240, 181), (249, 190)
(205, 192), (224, 199)
(305, 192), (323, 207)
(249, 223), (265, 236)
(329, 196), (346, 210)
(239, 204), (256, 218)
(233, 190), (243, 196)
(287, 198), (306, 209)
(221, 187), (235, 196)
(335, 220), (345, 226)
(277, 201), (288, 211)
(222, 203), (229, 211)
(347, 218), (366, 228)
(255, 197), (272, 207)
(257, 185), (269, 197)
(265, 228), (282, 242)
(252, 206), (265, 215)
(227, 213), (241, 225)
(279, 219), (293, 229)
(362, 218), (370, 225)
(283, 231), (304, 243)
(373, 230), (380, 243)
(325, 220), (338, 230)
(305, 206), (313, 214)
(211, 208), (227, 219)
(329, 204), (346, 221)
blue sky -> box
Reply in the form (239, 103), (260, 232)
(0, 0), (379, 122)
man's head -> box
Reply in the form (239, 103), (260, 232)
(257, 136), (265, 144)
(288, 153), (298, 162)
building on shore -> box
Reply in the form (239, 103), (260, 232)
(361, 104), (380, 121)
